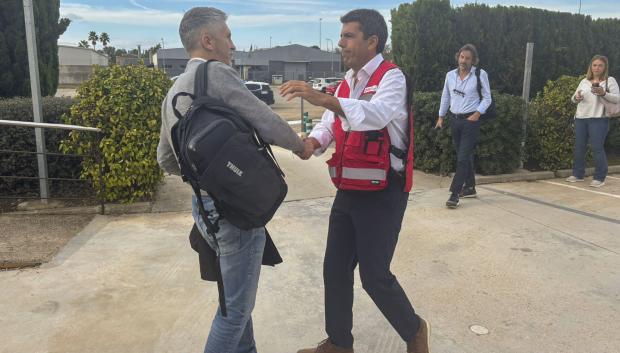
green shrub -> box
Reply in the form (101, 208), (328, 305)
(526, 75), (582, 171)
(0, 96), (88, 197)
(413, 91), (524, 175)
(60, 64), (171, 203)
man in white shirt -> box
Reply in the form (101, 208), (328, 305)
(280, 9), (430, 353)
(435, 44), (492, 208)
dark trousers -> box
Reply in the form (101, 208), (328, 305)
(324, 172), (420, 349)
(450, 115), (481, 194)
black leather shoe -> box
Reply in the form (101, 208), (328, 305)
(446, 194), (459, 208)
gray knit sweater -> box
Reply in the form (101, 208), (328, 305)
(157, 58), (304, 175)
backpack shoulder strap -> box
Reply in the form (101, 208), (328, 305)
(194, 60), (218, 98)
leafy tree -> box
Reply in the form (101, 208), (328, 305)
(78, 40), (90, 48)
(0, 0), (70, 98)
(102, 46), (117, 63)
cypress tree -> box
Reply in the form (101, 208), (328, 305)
(0, 0), (69, 98)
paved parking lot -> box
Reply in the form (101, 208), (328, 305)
(1, 148), (618, 353)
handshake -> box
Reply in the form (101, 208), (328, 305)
(294, 137), (320, 160)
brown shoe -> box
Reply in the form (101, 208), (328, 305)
(297, 339), (354, 353)
(407, 317), (431, 353)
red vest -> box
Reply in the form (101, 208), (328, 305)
(327, 60), (414, 192)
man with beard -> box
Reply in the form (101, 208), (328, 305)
(435, 44), (492, 208)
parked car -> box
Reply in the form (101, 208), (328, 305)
(312, 77), (341, 92)
(325, 80), (342, 95)
(244, 81), (274, 105)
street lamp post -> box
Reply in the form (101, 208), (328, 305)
(326, 38), (334, 75)
(161, 37), (166, 74)
(319, 18), (322, 50)
(22, 0), (49, 201)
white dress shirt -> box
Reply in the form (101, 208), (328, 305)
(438, 66), (492, 117)
(309, 53), (409, 171)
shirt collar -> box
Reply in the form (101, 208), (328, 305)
(345, 53), (385, 80)
(454, 65), (476, 78)
(189, 57), (207, 63)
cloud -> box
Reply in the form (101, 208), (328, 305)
(60, 2), (349, 28)
(60, 3), (182, 26)
(128, 0), (152, 11)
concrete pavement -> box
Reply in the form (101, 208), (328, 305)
(1, 147), (619, 353)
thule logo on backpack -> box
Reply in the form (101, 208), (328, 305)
(226, 161), (243, 177)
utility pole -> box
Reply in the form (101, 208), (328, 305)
(520, 42), (534, 169)
(270, 36), (272, 48)
(23, 0), (49, 202)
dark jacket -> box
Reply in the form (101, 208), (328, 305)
(189, 224), (282, 281)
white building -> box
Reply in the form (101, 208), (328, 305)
(58, 45), (109, 87)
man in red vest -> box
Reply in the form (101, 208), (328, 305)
(280, 9), (429, 353)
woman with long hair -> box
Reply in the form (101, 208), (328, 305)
(567, 55), (619, 187)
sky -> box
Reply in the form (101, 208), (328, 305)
(58, 1), (620, 52)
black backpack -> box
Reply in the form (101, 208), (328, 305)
(170, 60), (288, 233)
(475, 67), (497, 122)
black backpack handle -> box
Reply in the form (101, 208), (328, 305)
(171, 92), (195, 120)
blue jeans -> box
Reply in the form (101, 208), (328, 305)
(192, 196), (266, 353)
(572, 118), (610, 181)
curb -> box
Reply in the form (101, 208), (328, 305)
(475, 170), (556, 185)
(555, 165), (620, 178)
(6, 202), (152, 216)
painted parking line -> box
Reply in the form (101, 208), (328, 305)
(479, 185), (620, 225)
(541, 181), (620, 199)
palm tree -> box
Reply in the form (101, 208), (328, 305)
(78, 40), (90, 48)
(88, 31), (98, 50)
(100, 32), (110, 48)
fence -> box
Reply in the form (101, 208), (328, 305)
(0, 119), (106, 214)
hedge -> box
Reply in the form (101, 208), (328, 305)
(413, 91), (524, 175)
(0, 96), (89, 197)
(61, 64), (171, 203)
(391, 0), (620, 96)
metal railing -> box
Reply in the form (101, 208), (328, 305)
(0, 119), (106, 214)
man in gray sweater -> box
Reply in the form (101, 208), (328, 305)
(156, 7), (306, 353)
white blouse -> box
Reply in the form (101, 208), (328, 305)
(571, 77), (620, 118)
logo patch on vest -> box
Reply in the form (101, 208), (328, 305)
(226, 161), (243, 177)
(362, 85), (378, 95)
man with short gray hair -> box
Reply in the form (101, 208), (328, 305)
(157, 7), (307, 353)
